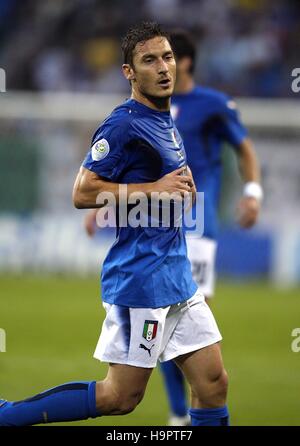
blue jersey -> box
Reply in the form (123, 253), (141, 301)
(83, 99), (197, 308)
(171, 86), (247, 239)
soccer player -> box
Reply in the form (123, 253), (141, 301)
(159, 30), (262, 426)
(0, 22), (229, 426)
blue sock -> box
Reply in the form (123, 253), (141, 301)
(160, 360), (187, 417)
(189, 406), (230, 426)
(0, 381), (99, 426)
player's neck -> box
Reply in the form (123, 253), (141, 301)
(131, 90), (170, 112)
(174, 75), (195, 94)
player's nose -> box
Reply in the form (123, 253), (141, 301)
(157, 58), (169, 74)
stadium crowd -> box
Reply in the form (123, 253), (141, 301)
(0, 0), (299, 97)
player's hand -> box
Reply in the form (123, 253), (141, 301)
(152, 167), (193, 196)
(186, 166), (197, 203)
(237, 197), (260, 228)
(84, 209), (98, 237)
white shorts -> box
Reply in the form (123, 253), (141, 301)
(186, 236), (217, 298)
(94, 289), (222, 368)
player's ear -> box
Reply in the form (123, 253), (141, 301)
(122, 64), (136, 81)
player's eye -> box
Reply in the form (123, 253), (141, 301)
(144, 57), (154, 64)
(164, 53), (174, 61)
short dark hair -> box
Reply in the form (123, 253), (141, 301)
(169, 30), (196, 74)
(121, 21), (170, 66)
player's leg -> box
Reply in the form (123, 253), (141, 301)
(0, 381), (98, 426)
(95, 363), (152, 415)
(0, 364), (152, 426)
(159, 236), (217, 425)
(0, 301), (162, 426)
(159, 360), (190, 425)
(175, 342), (229, 426)
(0, 381), (99, 426)
(184, 238), (228, 424)
(160, 289), (228, 426)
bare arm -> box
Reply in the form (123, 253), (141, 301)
(84, 208), (99, 237)
(73, 166), (193, 209)
(235, 137), (262, 228)
(236, 137), (260, 183)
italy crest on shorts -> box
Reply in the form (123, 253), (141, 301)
(142, 320), (158, 342)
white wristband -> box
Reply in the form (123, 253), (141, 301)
(243, 182), (263, 202)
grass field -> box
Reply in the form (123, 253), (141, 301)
(1, 275), (300, 426)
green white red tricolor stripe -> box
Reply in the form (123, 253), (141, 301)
(143, 320), (158, 341)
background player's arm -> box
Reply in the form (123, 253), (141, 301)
(84, 208), (99, 237)
(237, 137), (260, 184)
(73, 166), (193, 209)
(235, 137), (262, 228)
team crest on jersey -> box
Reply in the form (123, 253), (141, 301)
(142, 320), (158, 342)
(91, 138), (110, 161)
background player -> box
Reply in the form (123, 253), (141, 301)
(0, 22), (229, 427)
(158, 30), (263, 426)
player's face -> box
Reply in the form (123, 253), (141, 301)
(126, 36), (176, 99)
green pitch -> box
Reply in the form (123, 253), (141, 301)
(1, 275), (300, 426)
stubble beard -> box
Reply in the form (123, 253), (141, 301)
(141, 85), (173, 110)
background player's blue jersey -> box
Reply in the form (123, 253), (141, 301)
(83, 99), (197, 308)
(171, 86), (248, 239)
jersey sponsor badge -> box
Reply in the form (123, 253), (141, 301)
(142, 320), (158, 342)
(91, 138), (110, 161)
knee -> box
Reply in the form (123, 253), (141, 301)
(216, 369), (228, 398)
(209, 367), (228, 399)
(191, 368), (229, 406)
(114, 390), (145, 415)
(95, 381), (145, 415)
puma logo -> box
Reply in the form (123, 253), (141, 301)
(139, 343), (155, 357)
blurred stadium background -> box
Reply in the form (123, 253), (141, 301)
(1, 0), (300, 426)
